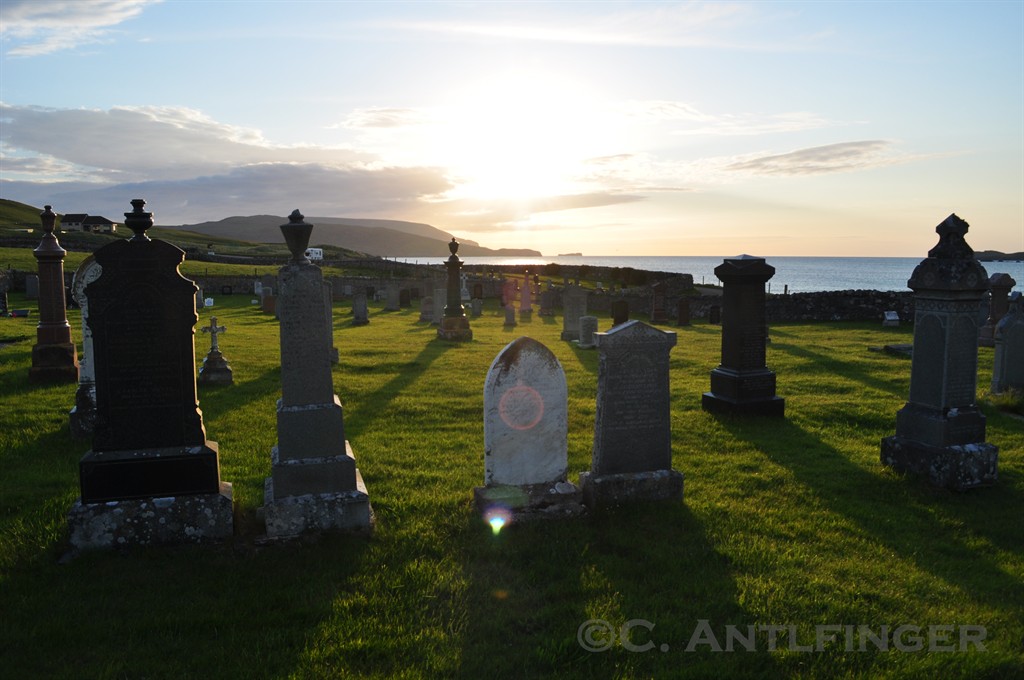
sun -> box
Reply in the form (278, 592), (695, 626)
(428, 70), (616, 201)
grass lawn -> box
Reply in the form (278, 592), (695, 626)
(1, 286), (1021, 679)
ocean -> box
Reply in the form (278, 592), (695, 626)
(399, 255), (1024, 294)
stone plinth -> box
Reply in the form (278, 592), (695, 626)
(30, 205), (79, 383)
(702, 255), (785, 417)
(880, 214), (997, 490)
(263, 211), (371, 536)
(69, 482), (234, 550)
(581, 321), (682, 506)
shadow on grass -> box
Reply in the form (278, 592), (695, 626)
(716, 414), (1024, 613)
(458, 502), (777, 678)
(768, 335), (905, 396)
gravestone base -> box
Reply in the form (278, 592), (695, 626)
(519, 309), (532, 321)
(198, 349), (233, 385)
(578, 469), (683, 507)
(880, 436), (998, 490)
(437, 316), (473, 341)
(67, 482), (234, 550)
(263, 469), (373, 538)
(68, 385), (96, 438)
(702, 367), (785, 417)
(978, 326), (995, 348)
(269, 444), (357, 499)
(79, 443), (222, 503)
(28, 342), (79, 383)
(560, 330), (579, 341)
(473, 481), (585, 521)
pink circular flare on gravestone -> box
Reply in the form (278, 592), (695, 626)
(498, 384), (544, 431)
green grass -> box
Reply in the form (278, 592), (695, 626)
(1, 289), (1022, 679)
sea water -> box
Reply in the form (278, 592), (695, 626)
(401, 256), (1024, 294)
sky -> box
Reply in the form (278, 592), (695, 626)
(1, 0), (1022, 257)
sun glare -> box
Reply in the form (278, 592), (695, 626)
(431, 71), (614, 201)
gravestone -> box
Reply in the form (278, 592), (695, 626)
(991, 292), (1024, 394)
(474, 337), (582, 519)
(979, 273), (1016, 347)
(69, 256), (103, 437)
(702, 255), (785, 417)
(438, 238), (472, 341)
(67, 199), (232, 549)
(432, 286), (446, 325)
(205, 297), (214, 308)
(399, 288), (411, 308)
(883, 311), (900, 327)
(504, 305), (517, 327)
(880, 214), (997, 490)
(254, 280), (263, 296)
(471, 298), (483, 317)
(473, 283), (483, 300)
(385, 286), (401, 312)
(579, 321), (682, 506)
(29, 206), (79, 383)
(611, 299), (629, 326)
(519, 271), (533, 320)
(324, 281), (339, 363)
(196, 289), (205, 310)
(577, 316), (598, 349)
(561, 285), (587, 341)
(539, 289), (556, 316)
(263, 210), (372, 536)
(261, 294), (276, 316)
(460, 273), (471, 302)
(0, 289), (7, 316)
(650, 282), (669, 323)
(677, 298), (691, 326)
(352, 290), (369, 326)
(198, 316), (233, 385)
(25, 274), (39, 300)
(418, 295), (433, 322)
(708, 305), (721, 324)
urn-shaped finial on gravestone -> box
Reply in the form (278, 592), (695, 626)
(124, 198), (154, 241)
(449, 237), (459, 256)
(34, 205), (65, 257)
(281, 209), (313, 264)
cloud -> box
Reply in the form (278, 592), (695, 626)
(426, 191), (646, 231)
(621, 100), (842, 136)
(337, 107), (430, 130)
(0, 103), (371, 181)
(2, 163), (453, 225)
(724, 140), (922, 175)
(0, 0), (160, 56)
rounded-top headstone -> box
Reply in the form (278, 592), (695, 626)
(124, 198), (154, 241)
(281, 209), (313, 264)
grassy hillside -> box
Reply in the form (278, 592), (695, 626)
(0, 281), (1021, 678)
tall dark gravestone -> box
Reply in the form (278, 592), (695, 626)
(881, 214), (997, 490)
(701, 255), (784, 417)
(650, 281), (669, 323)
(579, 321), (682, 506)
(67, 200), (233, 549)
(29, 206), (79, 383)
(611, 299), (629, 326)
(438, 238), (472, 341)
(263, 210), (372, 537)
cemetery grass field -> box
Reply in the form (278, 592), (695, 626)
(1, 289), (1022, 679)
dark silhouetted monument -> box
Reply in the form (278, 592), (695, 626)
(702, 255), (784, 417)
(979, 273), (1016, 347)
(880, 214), (998, 490)
(67, 199), (233, 549)
(438, 238), (473, 341)
(29, 206), (79, 383)
(198, 316), (233, 385)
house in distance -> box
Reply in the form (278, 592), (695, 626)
(61, 213), (119, 234)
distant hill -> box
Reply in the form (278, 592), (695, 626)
(976, 250), (1024, 261)
(178, 214), (542, 258)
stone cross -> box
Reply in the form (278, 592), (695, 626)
(201, 317), (226, 351)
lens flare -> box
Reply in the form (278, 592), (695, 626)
(484, 506), (512, 535)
